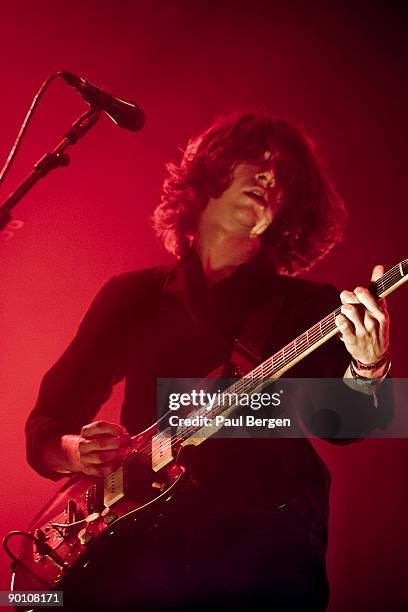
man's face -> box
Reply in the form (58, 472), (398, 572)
(199, 151), (288, 239)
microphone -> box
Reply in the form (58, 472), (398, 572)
(61, 70), (145, 132)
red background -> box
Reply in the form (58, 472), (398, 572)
(1, 1), (407, 609)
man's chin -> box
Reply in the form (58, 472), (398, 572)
(234, 213), (271, 239)
(234, 207), (258, 231)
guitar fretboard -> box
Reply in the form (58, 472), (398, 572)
(176, 260), (408, 445)
(246, 259), (408, 382)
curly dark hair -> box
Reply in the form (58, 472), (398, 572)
(152, 112), (348, 275)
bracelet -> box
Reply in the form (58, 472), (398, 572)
(349, 358), (391, 385)
(351, 350), (391, 371)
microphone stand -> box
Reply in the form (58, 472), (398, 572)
(0, 106), (101, 231)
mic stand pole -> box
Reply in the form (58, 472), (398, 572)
(0, 106), (101, 231)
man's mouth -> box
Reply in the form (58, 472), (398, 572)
(244, 189), (268, 207)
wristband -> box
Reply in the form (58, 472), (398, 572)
(351, 350), (391, 372)
(350, 357), (391, 385)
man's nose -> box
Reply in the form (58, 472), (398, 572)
(255, 170), (276, 189)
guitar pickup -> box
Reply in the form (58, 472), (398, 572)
(103, 466), (125, 507)
(151, 428), (173, 472)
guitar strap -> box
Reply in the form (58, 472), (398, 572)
(231, 291), (285, 375)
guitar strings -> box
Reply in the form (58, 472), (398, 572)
(98, 264), (404, 489)
(152, 264), (402, 445)
(64, 264), (405, 517)
(114, 263), (402, 465)
(98, 264), (403, 499)
(95, 263), (404, 494)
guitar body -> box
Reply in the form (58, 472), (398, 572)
(13, 422), (188, 606)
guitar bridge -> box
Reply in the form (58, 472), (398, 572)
(33, 524), (64, 563)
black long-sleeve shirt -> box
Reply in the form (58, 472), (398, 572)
(25, 252), (392, 535)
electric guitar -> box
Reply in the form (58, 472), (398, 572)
(5, 260), (408, 605)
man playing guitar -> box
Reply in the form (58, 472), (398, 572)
(25, 112), (392, 610)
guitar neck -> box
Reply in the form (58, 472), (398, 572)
(247, 259), (408, 381)
(175, 260), (408, 448)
